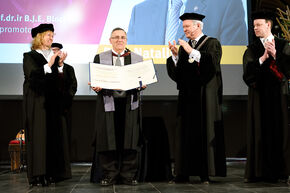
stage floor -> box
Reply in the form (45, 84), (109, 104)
(0, 162), (289, 193)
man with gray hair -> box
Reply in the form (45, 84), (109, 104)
(90, 27), (146, 186)
(166, 12), (226, 184)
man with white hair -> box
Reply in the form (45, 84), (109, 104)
(166, 12), (226, 184)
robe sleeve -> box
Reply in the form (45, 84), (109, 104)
(93, 54), (100, 63)
(166, 56), (177, 82)
(198, 38), (221, 85)
(242, 47), (261, 88)
(23, 53), (46, 93)
(63, 64), (77, 109)
(66, 65), (77, 97)
(278, 41), (290, 79)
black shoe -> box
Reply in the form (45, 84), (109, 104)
(46, 177), (56, 185)
(122, 178), (138, 186)
(244, 177), (262, 183)
(29, 176), (47, 187)
(201, 180), (210, 185)
(200, 176), (210, 184)
(263, 178), (278, 183)
(278, 176), (289, 183)
(169, 175), (189, 184)
(39, 176), (49, 187)
(29, 179), (41, 187)
(100, 176), (115, 186)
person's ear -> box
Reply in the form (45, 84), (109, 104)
(266, 20), (271, 29)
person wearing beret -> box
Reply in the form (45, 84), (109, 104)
(243, 11), (290, 183)
(51, 42), (77, 115)
(23, 24), (74, 187)
(127, 0), (248, 45)
(166, 13), (226, 184)
(51, 42), (77, 163)
(51, 43), (63, 53)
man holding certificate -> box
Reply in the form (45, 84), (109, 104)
(90, 28), (146, 186)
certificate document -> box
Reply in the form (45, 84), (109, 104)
(89, 59), (157, 90)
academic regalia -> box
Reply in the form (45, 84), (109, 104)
(51, 42), (77, 142)
(23, 50), (75, 184)
(90, 50), (145, 183)
(166, 35), (226, 178)
(61, 63), (77, 138)
(243, 37), (290, 181)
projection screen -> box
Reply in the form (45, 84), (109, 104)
(0, 0), (249, 97)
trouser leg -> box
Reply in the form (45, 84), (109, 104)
(98, 151), (119, 180)
(120, 149), (138, 180)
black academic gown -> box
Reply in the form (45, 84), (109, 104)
(91, 53), (141, 152)
(166, 35), (226, 177)
(62, 63), (77, 112)
(243, 37), (290, 181)
(23, 50), (75, 183)
(90, 51), (145, 182)
(61, 63), (77, 145)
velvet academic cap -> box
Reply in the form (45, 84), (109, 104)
(51, 43), (63, 49)
(179, 12), (205, 21)
(251, 10), (275, 21)
(31, 23), (54, 38)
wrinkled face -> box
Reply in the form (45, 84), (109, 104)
(253, 19), (271, 38)
(182, 20), (199, 39)
(110, 30), (127, 53)
(41, 31), (54, 49)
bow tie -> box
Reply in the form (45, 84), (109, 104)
(112, 51), (130, 57)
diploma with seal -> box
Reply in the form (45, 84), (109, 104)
(89, 59), (157, 90)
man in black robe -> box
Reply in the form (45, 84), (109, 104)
(243, 10), (290, 183)
(51, 42), (78, 144)
(166, 13), (226, 184)
(23, 24), (77, 186)
(90, 28), (146, 186)
(51, 42), (77, 113)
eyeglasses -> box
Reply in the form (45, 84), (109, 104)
(111, 36), (127, 40)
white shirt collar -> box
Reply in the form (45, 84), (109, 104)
(194, 33), (204, 43)
(260, 34), (274, 46)
(112, 49), (125, 56)
(36, 49), (54, 62)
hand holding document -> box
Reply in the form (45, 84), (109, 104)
(89, 59), (157, 90)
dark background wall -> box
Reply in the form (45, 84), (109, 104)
(0, 97), (247, 163)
